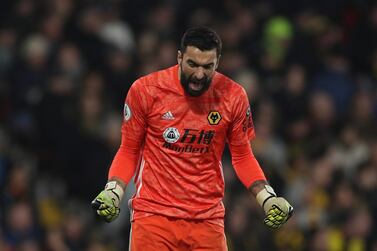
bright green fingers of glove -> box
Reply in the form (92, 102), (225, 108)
(264, 205), (290, 229)
(96, 190), (118, 208)
(256, 185), (294, 229)
(263, 198), (293, 229)
(92, 181), (124, 223)
(92, 191), (120, 223)
(96, 205), (120, 223)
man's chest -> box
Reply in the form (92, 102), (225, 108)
(145, 94), (232, 149)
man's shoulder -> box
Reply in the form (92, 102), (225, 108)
(131, 65), (177, 92)
(136, 65), (176, 84)
(213, 71), (246, 94)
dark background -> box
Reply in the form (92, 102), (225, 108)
(0, 0), (377, 250)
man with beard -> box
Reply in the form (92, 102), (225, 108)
(92, 26), (293, 250)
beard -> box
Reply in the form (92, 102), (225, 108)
(180, 66), (212, 97)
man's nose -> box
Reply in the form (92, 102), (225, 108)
(193, 67), (205, 80)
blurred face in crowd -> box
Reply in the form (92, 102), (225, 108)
(178, 46), (219, 96)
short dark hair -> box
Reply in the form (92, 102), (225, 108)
(180, 26), (222, 57)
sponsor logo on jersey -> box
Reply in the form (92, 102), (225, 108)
(124, 103), (131, 121)
(163, 127), (180, 143)
(180, 129), (215, 144)
(207, 111), (222, 125)
(161, 111), (175, 120)
(243, 106), (254, 132)
(246, 106), (251, 117)
(162, 128), (215, 154)
(162, 143), (209, 153)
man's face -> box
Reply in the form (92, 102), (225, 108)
(178, 46), (219, 97)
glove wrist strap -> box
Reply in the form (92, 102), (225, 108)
(256, 185), (276, 210)
(105, 181), (125, 200)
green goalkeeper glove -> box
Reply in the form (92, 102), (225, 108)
(256, 185), (293, 229)
(91, 181), (124, 223)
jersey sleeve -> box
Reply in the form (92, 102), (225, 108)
(121, 79), (149, 146)
(229, 143), (266, 188)
(227, 87), (255, 146)
(108, 80), (149, 184)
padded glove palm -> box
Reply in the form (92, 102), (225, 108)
(256, 185), (293, 229)
(92, 181), (124, 223)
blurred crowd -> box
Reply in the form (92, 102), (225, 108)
(0, 0), (377, 250)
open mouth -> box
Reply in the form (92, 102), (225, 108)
(189, 82), (204, 91)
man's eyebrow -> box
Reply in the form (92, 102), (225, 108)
(187, 59), (214, 67)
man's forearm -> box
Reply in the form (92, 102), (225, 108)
(108, 142), (139, 186)
(230, 143), (266, 188)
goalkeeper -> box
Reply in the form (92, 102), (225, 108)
(92, 26), (293, 250)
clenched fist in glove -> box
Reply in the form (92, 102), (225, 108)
(256, 185), (293, 229)
(92, 181), (124, 223)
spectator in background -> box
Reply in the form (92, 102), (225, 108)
(311, 51), (356, 116)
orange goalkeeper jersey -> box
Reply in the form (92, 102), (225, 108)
(120, 65), (255, 221)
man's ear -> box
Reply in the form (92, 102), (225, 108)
(177, 50), (183, 64)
